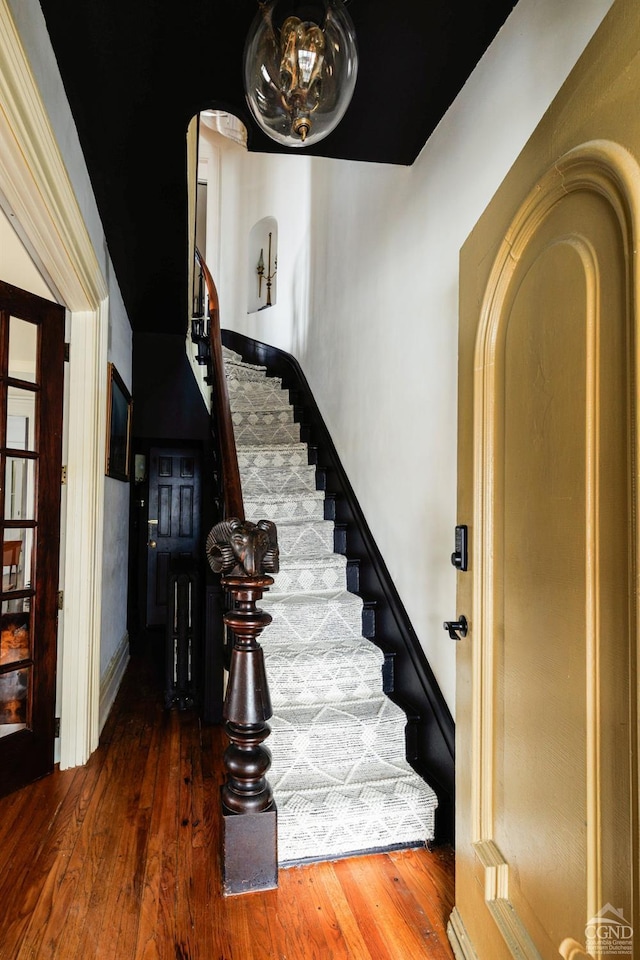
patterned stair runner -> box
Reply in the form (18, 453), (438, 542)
(223, 347), (438, 864)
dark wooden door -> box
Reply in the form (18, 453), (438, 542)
(146, 447), (202, 627)
(0, 280), (64, 797)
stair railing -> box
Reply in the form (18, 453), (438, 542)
(196, 250), (243, 520)
(195, 248), (279, 895)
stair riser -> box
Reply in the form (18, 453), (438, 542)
(238, 447), (309, 469)
(268, 678), (384, 708)
(261, 617), (364, 645)
(270, 564), (347, 594)
(260, 593), (365, 640)
(228, 388), (289, 410)
(232, 409), (295, 427)
(275, 800), (436, 864)
(235, 423), (301, 445)
(241, 465), (318, 496)
(269, 742), (415, 786)
(244, 497), (325, 523)
(226, 368), (268, 382)
(266, 522), (334, 557)
(266, 647), (384, 706)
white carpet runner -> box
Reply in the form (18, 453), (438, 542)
(223, 347), (437, 864)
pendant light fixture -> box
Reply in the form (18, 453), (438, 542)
(243, 0), (358, 148)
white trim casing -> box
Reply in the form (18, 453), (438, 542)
(60, 303), (109, 766)
(448, 908), (480, 960)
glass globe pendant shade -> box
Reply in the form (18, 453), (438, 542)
(243, 0), (358, 148)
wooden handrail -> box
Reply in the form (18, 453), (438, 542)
(195, 248), (278, 894)
(196, 247), (244, 520)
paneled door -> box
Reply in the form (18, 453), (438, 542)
(145, 447), (202, 627)
(450, 8), (640, 953)
(0, 280), (64, 797)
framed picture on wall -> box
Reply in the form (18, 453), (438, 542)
(105, 362), (132, 481)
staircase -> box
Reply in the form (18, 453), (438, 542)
(223, 347), (438, 865)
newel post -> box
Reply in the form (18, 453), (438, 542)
(206, 519), (279, 895)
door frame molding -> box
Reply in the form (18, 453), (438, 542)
(0, 0), (109, 767)
(469, 140), (640, 953)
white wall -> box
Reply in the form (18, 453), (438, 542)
(0, 207), (53, 299)
(101, 267), (132, 680)
(201, 123), (312, 351)
(220, 0), (615, 713)
(6, 0), (133, 695)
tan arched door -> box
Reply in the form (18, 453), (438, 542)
(450, 6), (640, 957)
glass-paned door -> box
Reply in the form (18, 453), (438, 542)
(0, 280), (64, 796)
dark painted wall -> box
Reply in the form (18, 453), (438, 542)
(132, 333), (211, 441)
(128, 333), (216, 644)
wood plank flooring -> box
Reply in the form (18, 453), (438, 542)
(0, 648), (455, 960)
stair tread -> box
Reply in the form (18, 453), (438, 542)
(244, 486), (320, 502)
(238, 440), (307, 457)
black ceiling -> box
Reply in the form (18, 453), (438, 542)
(37, 0), (517, 335)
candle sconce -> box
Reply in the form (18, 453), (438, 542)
(257, 232), (277, 308)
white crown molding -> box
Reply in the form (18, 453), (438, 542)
(0, 0), (107, 309)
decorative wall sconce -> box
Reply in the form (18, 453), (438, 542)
(257, 232), (278, 308)
(243, 0), (358, 148)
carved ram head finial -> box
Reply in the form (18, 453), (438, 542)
(206, 518), (279, 578)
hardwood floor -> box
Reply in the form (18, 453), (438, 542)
(0, 647), (455, 960)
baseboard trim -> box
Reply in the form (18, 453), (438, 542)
(222, 329), (455, 842)
(99, 632), (130, 734)
(448, 908), (480, 960)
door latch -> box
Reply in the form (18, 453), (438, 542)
(451, 524), (468, 571)
(147, 519), (158, 548)
(443, 615), (468, 641)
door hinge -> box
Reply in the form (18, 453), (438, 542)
(61, 465), (67, 485)
(57, 590), (64, 610)
(54, 717), (60, 738)
(64, 342), (70, 362)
